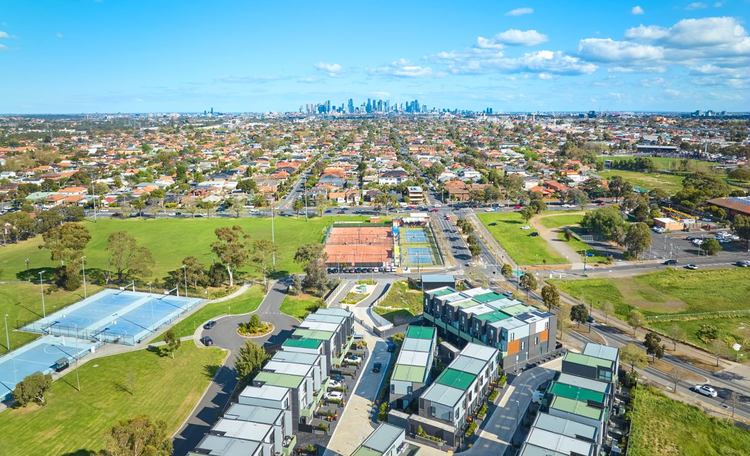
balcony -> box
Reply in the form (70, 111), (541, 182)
(282, 435), (297, 456)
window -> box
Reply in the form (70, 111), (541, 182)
(521, 341), (525, 350)
(430, 406), (436, 417)
(407, 386), (413, 395)
(391, 384), (395, 393)
(534, 336), (539, 345)
(545, 321), (549, 330)
(510, 333), (515, 341)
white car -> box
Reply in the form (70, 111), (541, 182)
(327, 380), (342, 389)
(345, 356), (361, 364)
(325, 391), (344, 400)
(562, 204), (574, 208)
(693, 384), (718, 398)
(521, 225), (531, 230)
(434, 203), (442, 208)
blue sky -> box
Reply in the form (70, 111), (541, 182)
(1, 0), (748, 113)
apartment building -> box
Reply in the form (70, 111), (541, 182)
(423, 286), (558, 372)
(352, 423), (408, 456)
(390, 326), (437, 410)
(189, 434), (264, 456)
(409, 343), (499, 448)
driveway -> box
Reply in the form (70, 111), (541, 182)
(171, 278), (298, 456)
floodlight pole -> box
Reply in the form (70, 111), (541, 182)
(271, 198), (276, 268)
(183, 264), (188, 298)
(82, 256), (87, 299)
(71, 323), (81, 392)
(147, 282), (152, 294)
(39, 271), (46, 318)
(4, 314), (10, 352)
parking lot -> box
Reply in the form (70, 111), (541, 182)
(648, 228), (750, 265)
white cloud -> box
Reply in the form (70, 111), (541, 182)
(489, 29), (548, 46)
(0, 43), (7, 51)
(609, 65), (666, 73)
(538, 72), (554, 80)
(664, 89), (687, 97)
(297, 77), (318, 83)
(640, 77), (665, 87)
(314, 62), (346, 77)
(371, 91), (390, 98)
(506, 7), (533, 16)
(685, 2), (707, 10)
(0, 31), (10, 39)
(578, 38), (664, 62)
(631, 6), (644, 15)
(624, 25), (669, 41)
(55, 32), (63, 39)
(663, 17), (748, 50)
(368, 59), (435, 78)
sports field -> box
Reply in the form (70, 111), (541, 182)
(398, 226), (442, 267)
(478, 212), (568, 265)
(595, 170), (684, 193)
(0, 217), (379, 282)
(0, 342), (226, 456)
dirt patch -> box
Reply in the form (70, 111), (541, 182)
(613, 277), (687, 313)
(674, 353), (724, 373)
(571, 326), (607, 345)
(649, 358), (706, 384)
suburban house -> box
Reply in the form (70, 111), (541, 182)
(390, 326), (437, 410)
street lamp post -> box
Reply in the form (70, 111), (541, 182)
(271, 198), (276, 268)
(4, 314), (10, 352)
(147, 282), (152, 294)
(81, 256), (87, 299)
(39, 271), (46, 318)
(71, 323), (81, 392)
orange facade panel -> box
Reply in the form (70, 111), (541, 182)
(539, 329), (548, 343)
(507, 339), (520, 355)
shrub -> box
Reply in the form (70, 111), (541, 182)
(317, 423), (329, 432)
(12, 372), (53, 407)
(498, 375), (507, 387)
(477, 404), (488, 419)
(488, 390), (499, 402)
(465, 421), (478, 437)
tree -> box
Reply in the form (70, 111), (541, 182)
(666, 366), (682, 392)
(649, 187), (669, 202)
(211, 226), (250, 287)
(580, 206), (627, 242)
(644, 332), (665, 361)
(12, 372), (53, 407)
(294, 243), (326, 266)
(236, 178), (258, 194)
(601, 301), (615, 325)
(570, 304), (589, 328)
(520, 206), (535, 223)
(163, 329), (181, 359)
(709, 339), (727, 367)
(541, 284), (560, 311)
(501, 263), (513, 279)
(198, 199), (215, 218)
(181, 256), (206, 289)
(730, 391), (741, 417)
(251, 239), (280, 290)
(519, 273), (538, 294)
(107, 231), (155, 283)
(182, 198), (199, 218)
(700, 238), (722, 256)
(697, 324), (719, 343)
(468, 243), (482, 260)
(131, 197), (146, 218)
(667, 323), (687, 350)
(102, 415), (172, 456)
(732, 215), (750, 248)
(235, 340), (270, 384)
(292, 198), (304, 213)
(620, 343), (647, 372)
(40, 223), (91, 290)
(248, 314), (262, 331)
(225, 197), (244, 218)
(315, 194), (329, 217)
(556, 306), (571, 341)
(624, 222), (651, 260)
(627, 310), (646, 337)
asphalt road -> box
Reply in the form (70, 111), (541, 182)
(171, 277), (299, 456)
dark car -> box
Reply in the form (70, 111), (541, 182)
(200, 336), (213, 346)
(489, 222), (497, 226)
(528, 232), (539, 237)
(664, 259), (678, 265)
(372, 362), (382, 373)
(387, 342), (395, 353)
(203, 321), (216, 330)
(331, 374), (345, 382)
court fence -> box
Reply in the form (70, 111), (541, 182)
(645, 309), (750, 322)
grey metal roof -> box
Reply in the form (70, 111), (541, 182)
(518, 443), (567, 456)
(449, 355), (487, 376)
(362, 423), (405, 453)
(272, 351), (320, 365)
(421, 275), (455, 283)
(556, 373), (610, 394)
(239, 384), (288, 401)
(193, 435), (261, 456)
(532, 412), (598, 441)
(421, 382), (464, 408)
(524, 427), (594, 455)
(582, 343), (619, 363)
(223, 403), (282, 425)
(460, 342), (497, 362)
(314, 308), (352, 318)
(402, 338), (433, 353)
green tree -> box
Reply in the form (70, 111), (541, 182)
(181, 256), (206, 289)
(581, 206), (627, 243)
(163, 329), (181, 359)
(621, 343), (648, 372)
(570, 304), (589, 327)
(131, 197), (146, 218)
(237, 179), (259, 194)
(292, 198), (304, 213)
(235, 340), (270, 384)
(251, 239), (280, 290)
(696, 324), (719, 343)
(102, 414), (172, 456)
(666, 323), (687, 350)
(520, 206), (535, 223)
(519, 273), (538, 294)
(468, 243), (482, 260)
(225, 197), (244, 218)
(732, 215), (750, 247)
(627, 310), (646, 337)
(106, 231), (155, 283)
(624, 222), (651, 259)
(12, 372), (53, 407)
(541, 284), (560, 311)
(644, 332), (665, 361)
(649, 187), (669, 201)
(601, 301), (615, 325)
(211, 226), (250, 287)
(40, 223), (91, 290)
(501, 263), (513, 279)
(248, 314), (262, 331)
(700, 238), (722, 256)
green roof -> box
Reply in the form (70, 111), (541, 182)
(406, 326), (436, 340)
(255, 371), (304, 389)
(351, 446), (382, 456)
(293, 328), (335, 341)
(473, 292), (504, 303)
(548, 382), (605, 405)
(499, 304), (536, 316)
(435, 368), (476, 390)
(432, 288), (455, 297)
(475, 311), (513, 322)
(564, 352), (613, 369)
(550, 396), (603, 420)
(283, 338), (323, 349)
(392, 364), (428, 383)
(452, 300), (481, 309)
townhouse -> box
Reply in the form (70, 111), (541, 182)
(390, 326), (437, 410)
(353, 423), (409, 456)
(423, 286), (558, 372)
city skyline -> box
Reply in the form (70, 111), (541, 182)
(1, 0), (749, 113)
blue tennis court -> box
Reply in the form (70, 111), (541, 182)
(0, 335), (100, 400)
(407, 247), (434, 264)
(403, 228), (428, 243)
(21, 289), (203, 345)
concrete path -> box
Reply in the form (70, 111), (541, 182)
(172, 277), (298, 456)
(530, 212), (585, 267)
(323, 321), (392, 456)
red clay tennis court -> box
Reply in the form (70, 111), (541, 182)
(326, 227), (393, 245)
(324, 226), (394, 266)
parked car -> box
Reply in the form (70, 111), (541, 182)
(372, 362), (382, 373)
(736, 260), (750, 267)
(345, 356), (361, 364)
(327, 380), (342, 389)
(203, 321), (216, 330)
(685, 264), (698, 270)
(528, 232), (539, 237)
(693, 384), (718, 398)
(386, 342), (395, 353)
(597, 202), (606, 206)
(514, 205), (522, 210)
(200, 336), (213, 346)
(325, 391), (344, 400)
(664, 259), (678, 265)
(429, 209), (440, 212)
(331, 374), (345, 382)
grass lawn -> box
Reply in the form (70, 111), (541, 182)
(478, 212), (568, 265)
(0, 216), (380, 282)
(279, 294), (325, 321)
(0, 342), (226, 456)
(628, 385), (750, 456)
(378, 280), (423, 316)
(157, 284), (265, 340)
(595, 170), (684, 193)
(598, 156), (718, 173)
(0, 283), (103, 354)
(650, 316), (750, 359)
(539, 214), (585, 229)
(551, 268), (750, 318)
(554, 231), (608, 263)
(374, 308), (414, 324)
